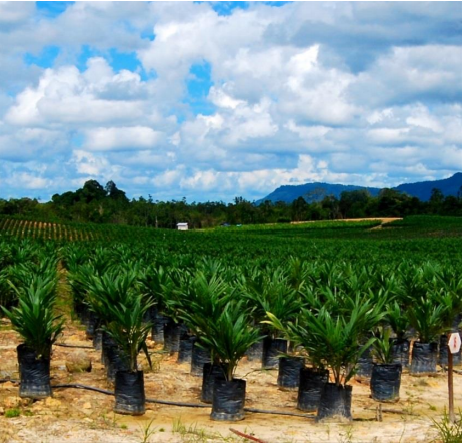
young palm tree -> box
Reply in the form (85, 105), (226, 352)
(370, 327), (402, 402)
(193, 299), (262, 381)
(86, 266), (153, 415)
(3, 275), (62, 358)
(2, 274), (63, 399)
(266, 293), (385, 421)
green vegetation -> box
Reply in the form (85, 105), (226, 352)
(1, 179), (461, 229)
(4, 408), (21, 418)
(431, 409), (462, 443)
(1, 214), (461, 420)
(1, 259), (63, 357)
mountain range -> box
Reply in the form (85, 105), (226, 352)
(257, 172), (462, 204)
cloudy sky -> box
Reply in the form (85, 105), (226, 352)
(0, 1), (461, 202)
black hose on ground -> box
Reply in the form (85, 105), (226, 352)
(52, 383), (314, 418)
(55, 343), (94, 349)
(0, 380), (315, 418)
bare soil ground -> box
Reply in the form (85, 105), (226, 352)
(1, 317), (461, 443)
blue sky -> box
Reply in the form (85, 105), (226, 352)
(0, 1), (461, 202)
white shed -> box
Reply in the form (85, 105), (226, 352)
(177, 222), (189, 231)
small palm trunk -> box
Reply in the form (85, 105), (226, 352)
(211, 379), (246, 421)
(114, 370), (145, 415)
(17, 344), (52, 399)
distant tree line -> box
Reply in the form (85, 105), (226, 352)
(1, 180), (461, 229)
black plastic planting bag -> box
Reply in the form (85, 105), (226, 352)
(191, 344), (212, 376)
(93, 329), (103, 351)
(211, 378), (246, 421)
(410, 341), (438, 374)
(439, 334), (462, 366)
(101, 330), (115, 365)
(355, 345), (374, 379)
(277, 356), (305, 390)
(246, 339), (264, 362)
(151, 310), (168, 344)
(163, 320), (183, 354)
(316, 383), (352, 422)
(73, 301), (87, 323)
(85, 311), (99, 340)
(105, 342), (130, 383)
(177, 334), (195, 364)
(297, 368), (329, 412)
(262, 337), (288, 369)
(201, 363), (227, 403)
(114, 370), (145, 415)
(17, 344), (51, 399)
(370, 363), (402, 402)
(391, 339), (410, 369)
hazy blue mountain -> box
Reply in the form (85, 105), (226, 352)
(256, 173), (462, 204)
(395, 173), (462, 201)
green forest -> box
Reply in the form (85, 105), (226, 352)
(1, 179), (461, 229)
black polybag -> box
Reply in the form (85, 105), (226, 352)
(163, 320), (182, 354)
(177, 334), (195, 364)
(391, 338), (410, 369)
(151, 310), (168, 344)
(201, 363), (227, 403)
(262, 337), (287, 369)
(355, 344), (374, 378)
(410, 341), (438, 374)
(277, 356), (305, 390)
(246, 339), (264, 362)
(316, 383), (352, 422)
(370, 363), (402, 402)
(190, 344), (212, 376)
(17, 344), (51, 399)
(211, 378), (246, 421)
(114, 370), (145, 415)
(297, 367), (329, 412)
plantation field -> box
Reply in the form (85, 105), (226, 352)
(1, 317), (461, 443)
(1, 215), (462, 442)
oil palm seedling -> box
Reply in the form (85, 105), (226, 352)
(138, 264), (170, 344)
(266, 293), (385, 421)
(386, 300), (411, 368)
(87, 266), (154, 415)
(370, 327), (402, 402)
(2, 274), (63, 399)
(172, 270), (231, 376)
(407, 292), (447, 374)
(241, 266), (303, 369)
(188, 298), (262, 421)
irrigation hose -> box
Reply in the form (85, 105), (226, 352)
(55, 343), (94, 349)
(49, 383), (317, 418)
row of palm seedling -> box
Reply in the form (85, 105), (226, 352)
(5, 237), (459, 421)
(63, 251), (462, 422)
